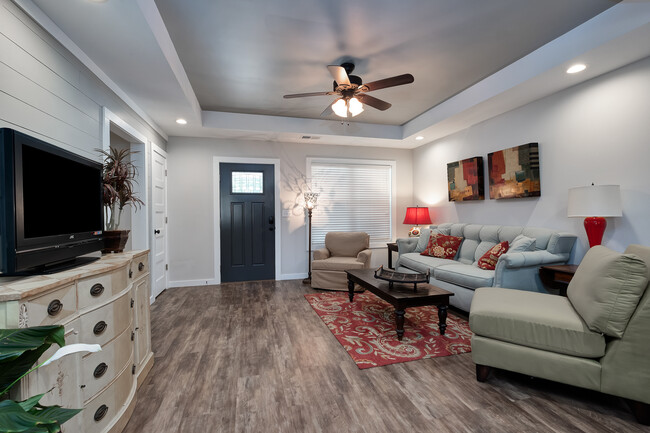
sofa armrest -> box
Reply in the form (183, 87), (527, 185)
(313, 248), (330, 260)
(357, 248), (372, 267)
(397, 237), (418, 255)
(499, 250), (570, 268)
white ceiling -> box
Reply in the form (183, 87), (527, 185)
(13, 0), (650, 148)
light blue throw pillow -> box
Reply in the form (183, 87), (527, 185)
(509, 234), (536, 252)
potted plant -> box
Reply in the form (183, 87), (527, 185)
(101, 147), (144, 253)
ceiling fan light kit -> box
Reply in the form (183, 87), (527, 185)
(284, 62), (414, 119)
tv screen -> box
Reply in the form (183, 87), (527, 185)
(20, 143), (103, 240)
(0, 128), (104, 275)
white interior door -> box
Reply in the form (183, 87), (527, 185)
(151, 144), (168, 301)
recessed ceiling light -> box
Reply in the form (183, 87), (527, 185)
(566, 64), (587, 74)
(416, 136), (424, 141)
(176, 118), (187, 125)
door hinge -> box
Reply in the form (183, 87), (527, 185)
(165, 216), (168, 224)
(164, 169), (167, 176)
(165, 264), (168, 271)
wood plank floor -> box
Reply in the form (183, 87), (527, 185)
(122, 280), (650, 433)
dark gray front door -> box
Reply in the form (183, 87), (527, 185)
(220, 163), (275, 282)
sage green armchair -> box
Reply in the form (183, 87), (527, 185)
(469, 245), (650, 425)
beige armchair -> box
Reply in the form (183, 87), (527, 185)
(311, 232), (372, 291)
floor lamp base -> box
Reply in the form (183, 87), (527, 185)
(302, 277), (311, 285)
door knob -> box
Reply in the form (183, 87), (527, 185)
(154, 229), (160, 234)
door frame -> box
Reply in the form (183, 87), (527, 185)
(213, 157), (281, 284)
(150, 143), (168, 302)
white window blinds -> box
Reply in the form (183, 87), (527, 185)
(309, 159), (394, 248)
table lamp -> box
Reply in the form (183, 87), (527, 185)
(568, 184), (622, 247)
(403, 206), (432, 237)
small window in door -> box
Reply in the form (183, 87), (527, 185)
(231, 171), (263, 194)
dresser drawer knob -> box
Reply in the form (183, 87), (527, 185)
(138, 262), (144, 271)
(93, 362), (108, 379)
(47, 300), (63, 316)
(93, 321), (107, 336)
(94, 404), (108, 422)
(90, 283), (105, 297)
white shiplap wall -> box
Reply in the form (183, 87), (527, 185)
(0, 0), (165, 161)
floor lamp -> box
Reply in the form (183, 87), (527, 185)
(303, 192), (319, 284)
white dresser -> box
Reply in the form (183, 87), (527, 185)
(0, 251), (153, 433)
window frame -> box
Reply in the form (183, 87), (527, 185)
(306, 157), (397, 250)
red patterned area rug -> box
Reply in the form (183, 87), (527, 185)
(305, 292), (473, 369)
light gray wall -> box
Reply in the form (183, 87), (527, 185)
(0, 0), (166, 162)
(166, 137), (413, 284)
(413, 56), (650, 262)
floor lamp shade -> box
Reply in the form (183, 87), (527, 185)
(403, 206), (432, 237)
(568, 185), (622, 247)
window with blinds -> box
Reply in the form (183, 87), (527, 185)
(308, 158), (395, 248)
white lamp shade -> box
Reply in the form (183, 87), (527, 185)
(568, 185), (622, 217)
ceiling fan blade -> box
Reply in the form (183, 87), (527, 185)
(357, 94), (391, 111)
(284, 91), (336, 99)
(362, 74), (414, 92)
(327, 65), (351, 86)
(320, 103), (334, 117)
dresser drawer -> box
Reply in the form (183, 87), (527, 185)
(77, 267), (128, 310)
(21, 320), (81, 409)
(79, 290), (132, 347)
(129, 254), (149, 281)
(81, 354), (134, 433)
(80, 323), (133, 403)
(23, 283), (76, 327)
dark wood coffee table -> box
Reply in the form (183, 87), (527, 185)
(346, 269), (454, 341)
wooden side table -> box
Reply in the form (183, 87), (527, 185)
(539, 264), (579, 296)
(387, 242), (398, 269)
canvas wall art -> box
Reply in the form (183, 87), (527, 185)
(447, 157), (484, 201)
(488, 143), (540, 199)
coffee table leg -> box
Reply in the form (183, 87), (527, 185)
(438, 305), (448, 335)
(395, 309), (405, 341)
(348, 278), (355, 302)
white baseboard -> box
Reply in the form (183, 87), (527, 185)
(278, 273), (308, 280)
(168, 278), (220, 288)
(169, 274), (306, 287)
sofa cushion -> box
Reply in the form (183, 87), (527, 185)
(470, 287), (607, 358)
(311, 256), (366, 271)
(474, 241), (498, 263)
(324, 232), (369, 257)
(398, 253), (451, 273)
(434, 263), (494, 289)
(477, 241), (509, 270)
(509, 234), (536, 252)
(421, 234), (463, 259)
(568, 246), (648, 338)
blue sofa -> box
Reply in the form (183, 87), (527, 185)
(395, 223), (577, 311)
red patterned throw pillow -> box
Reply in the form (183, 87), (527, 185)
(420, 234), (463, 259)
(477, 241), (509, 270)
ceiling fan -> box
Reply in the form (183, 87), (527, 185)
(283, 62), (414, 118)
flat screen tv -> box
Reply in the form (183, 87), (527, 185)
(0, 128), (104, 275)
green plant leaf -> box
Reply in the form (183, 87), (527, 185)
(0, 399), (58, 432)
(29, 406), (81, 427)
(17, 394), (45, 412)
(0, 327), (64, 394)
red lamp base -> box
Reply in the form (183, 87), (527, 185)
(584, 217), (607, 248)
